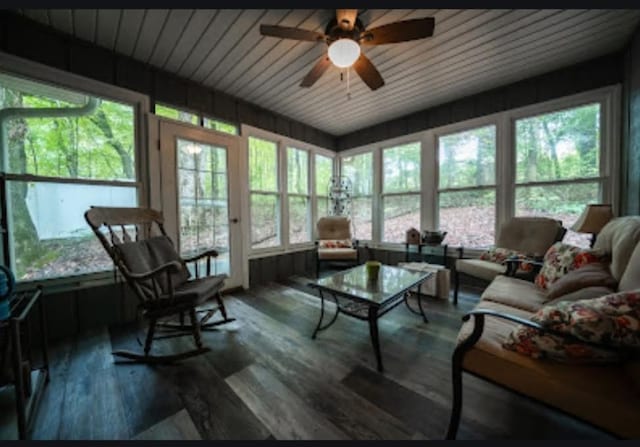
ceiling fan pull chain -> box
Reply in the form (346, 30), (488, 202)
(347, 67), (351, 100)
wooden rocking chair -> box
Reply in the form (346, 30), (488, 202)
(85, 206), (235, 364)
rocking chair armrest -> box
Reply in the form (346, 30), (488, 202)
(182, 249), (219, 264)
(124, 261), (183, 281)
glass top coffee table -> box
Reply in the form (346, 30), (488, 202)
(308, 264), (433, 372)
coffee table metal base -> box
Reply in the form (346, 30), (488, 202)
(311, 285), (428, 373)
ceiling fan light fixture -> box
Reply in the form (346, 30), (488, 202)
(328, 39), (360, 68)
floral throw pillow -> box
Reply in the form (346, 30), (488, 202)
(479, 247), (533, 273)
(503, 325), (621, 364)
(318, 239), (352, 249)
(534, 242), (605, 289)
(533, 290), (640, 348)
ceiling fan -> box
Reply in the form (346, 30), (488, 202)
(260, 10), (435, 91)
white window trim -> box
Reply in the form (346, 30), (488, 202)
(339, 85), (621, 255)
(241, 124), (335, 259)
(0, 51), (150, 290)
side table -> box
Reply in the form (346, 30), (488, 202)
(404, 243), (448, 267)
(0, 286), (49, 439)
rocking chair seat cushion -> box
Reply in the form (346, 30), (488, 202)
(116, 236), (190, 294)
(143, 274), (227, 313)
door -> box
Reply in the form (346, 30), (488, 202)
(158, 120), (243, 289)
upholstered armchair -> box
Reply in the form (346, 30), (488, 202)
(453, 217), (566, 304)
(315, 216), (360, 277)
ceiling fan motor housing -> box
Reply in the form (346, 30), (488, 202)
(324, 18), (365, 45)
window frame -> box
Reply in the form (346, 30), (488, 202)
(337, 85), (620, 255)
(241, 124), (335, 259)
(0, 51), (149, 290)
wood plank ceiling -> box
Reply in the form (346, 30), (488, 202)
(17, 9), (640, 136)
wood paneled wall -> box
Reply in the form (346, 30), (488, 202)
(336, 52), (625, 151)
(0, 11), (337, 150)
(622, 25), (640, 215)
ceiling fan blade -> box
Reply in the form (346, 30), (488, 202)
(362, 17), (435, 45)
(336, 9), (358, 31)
(300, 56), (331, 87)
(260, 25), (325, 42)
(353, 53), (384, 91)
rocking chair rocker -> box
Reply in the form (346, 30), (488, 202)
(85, 206), (235, 364)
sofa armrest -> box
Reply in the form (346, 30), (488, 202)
(461, 309), (637, 353)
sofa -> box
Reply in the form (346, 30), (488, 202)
(446, 216), (640, 439)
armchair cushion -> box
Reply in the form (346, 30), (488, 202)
(545, 263), (617, 301)
(318, 239), (353, 249)
(455, 258), (506, 282)
(534, 242), (606, 289)
(317, 216), (352, 240)
(481, 275), (547, 312)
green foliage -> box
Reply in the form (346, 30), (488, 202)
(342, 152), (372, 196)
(439, 126), (496, 189)
(204, 117), (238, 135)
(287, 147), (308, 194)
(155, 103), (199, 125)
(249, 137), (278, 191)
(315, 154), (333, 195)
(383, 142), (420, 193)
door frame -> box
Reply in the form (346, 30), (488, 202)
(152, 116), (244, 290)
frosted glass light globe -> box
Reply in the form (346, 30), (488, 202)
(328, 39), (361, 68)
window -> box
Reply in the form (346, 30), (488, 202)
(0, 72), (138, 281)
(155, 103), (199, 125)
(248, 136), (280, 249)
(341, 152), (373, 240)
(514, 103), (601, 247)
(438, 125), (496, 248)
(287, 147), (310, 244)
(315, 154), (333, 220)
(382, 142), (421, 243)
(203, 117), (238, 135)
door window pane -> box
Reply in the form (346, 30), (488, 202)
(289, 196), (310, 244)
(383, 194), (420, 243)
(439, 126), (496, 189)
(315, 154), (333, 195)
(249, 137), (278, 192)
(516, 104), (600, 183)
(439, 189), (495, 248)
(515, 182), (599, 248)
(383, 142), (420, 193)
(287, 147), (308, 194)
(8, 181), (137, 281)
(251, 193), (279, 249)
(177, 139), (230, 275)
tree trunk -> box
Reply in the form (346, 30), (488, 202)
(542, 120), (561, 179)
(89, 109), (134, 179)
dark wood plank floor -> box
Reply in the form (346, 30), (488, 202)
(20, 277), (611, 440)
